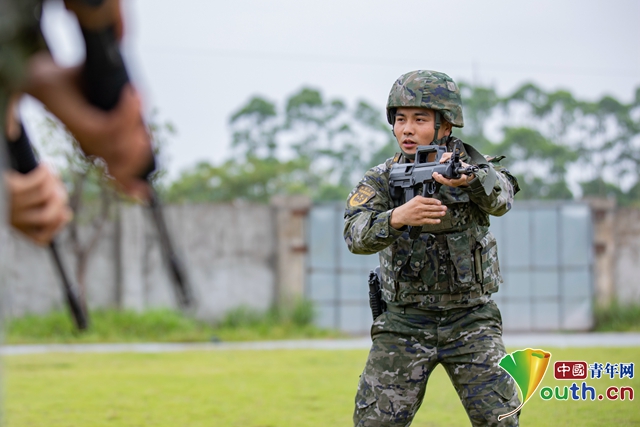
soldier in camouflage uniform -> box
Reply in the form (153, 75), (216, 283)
(344, 70), (521, 426)
(1, 0), (72, 244)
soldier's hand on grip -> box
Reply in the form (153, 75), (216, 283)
(390, 196), (447, 230)
(434, 151), (475, 188)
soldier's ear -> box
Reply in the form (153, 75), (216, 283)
(442, 120), (453, 136)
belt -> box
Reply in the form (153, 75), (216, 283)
(387, 304), (438, 315)
(386, 289), (488, 315)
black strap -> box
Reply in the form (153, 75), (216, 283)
(462, 142), (497, 196)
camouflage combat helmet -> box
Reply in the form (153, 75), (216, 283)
(386, 70), (464, 128)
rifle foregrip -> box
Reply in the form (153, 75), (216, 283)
(7, 125), (38, 174)
(82, 25), (129, 110)
(81, 26), (157, 180)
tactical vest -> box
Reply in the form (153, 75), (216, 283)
(378, 148), (503, 307)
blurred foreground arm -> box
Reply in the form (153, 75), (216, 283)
(5, 102), (71, 245)
(23, 51), (152, 198)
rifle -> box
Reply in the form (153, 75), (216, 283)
(6, 126), (89, 330)
(77, 3), (193, 308)
(389, 141), (479, 239)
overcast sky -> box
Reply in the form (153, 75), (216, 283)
(29, 0), (640, 180)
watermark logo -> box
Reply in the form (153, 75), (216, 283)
(497, 348), (552, 421)
(541, 361), (634, 402)
(554, 361), (587, 380)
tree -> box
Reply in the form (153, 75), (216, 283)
(38, 112), (174, 306)
(458, 82), (640, 205)
(167, 87), (394, 203)
(167, 83), (640, 206)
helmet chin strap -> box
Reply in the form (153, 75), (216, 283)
(401, 149), (416, 160)
(430, 111), (441, 145)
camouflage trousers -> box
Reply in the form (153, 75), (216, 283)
(353, 300), (520, 427)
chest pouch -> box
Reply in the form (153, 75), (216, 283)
(475, 231), (502, 294)
(445, 229), (482, 294)
(405, 236), (427, 278)
(389, 234), (412, 277)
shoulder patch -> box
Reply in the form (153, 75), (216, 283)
(348, 184), (376, 207)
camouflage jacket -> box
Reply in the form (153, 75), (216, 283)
(0, 0), (46, 127)
(344, 137), (518, 310)
(0, 0), (45, 241)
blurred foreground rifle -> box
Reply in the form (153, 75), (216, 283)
(75, 0), (192, 308)
(389, 141), (478, 239)
(6, 126), (89, 330)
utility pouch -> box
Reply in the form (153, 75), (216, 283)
(446, 229), (479, 294)
(476, 232), (502, 294)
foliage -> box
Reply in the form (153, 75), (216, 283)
(5, 300), (338, 344)
(458, 82), (640, 204)
(594, 302), (640, 332)
(146, 110), (177, 186)
(219, 299), (315, 329)
(164, 156), (312, 203)
(212, 299), (334, 341)
(167, 82), (640, 204)
(166, 88), (394, 203)
(5, 347), (639, 426)
(6, 308), (212, 344)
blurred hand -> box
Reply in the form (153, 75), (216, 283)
(70, 84), (153, 199)
(25, 52), (152, 199)
(6, 165), (73, 245)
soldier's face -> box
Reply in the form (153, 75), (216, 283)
(393, 108), (450, 155)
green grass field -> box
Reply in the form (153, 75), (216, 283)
(4, 305), (341, 345)
(3, 346), (639, 426)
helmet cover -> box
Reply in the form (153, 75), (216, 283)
(386, 70), (464, 127)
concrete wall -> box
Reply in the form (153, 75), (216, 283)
(612, 208), (640, 303)
(1, 196), (309, 321)
(2, 221), (118, 318)
(120, 201), (277, 320)
(589, 199), (640, 306)
(2, 196), (638, 322)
